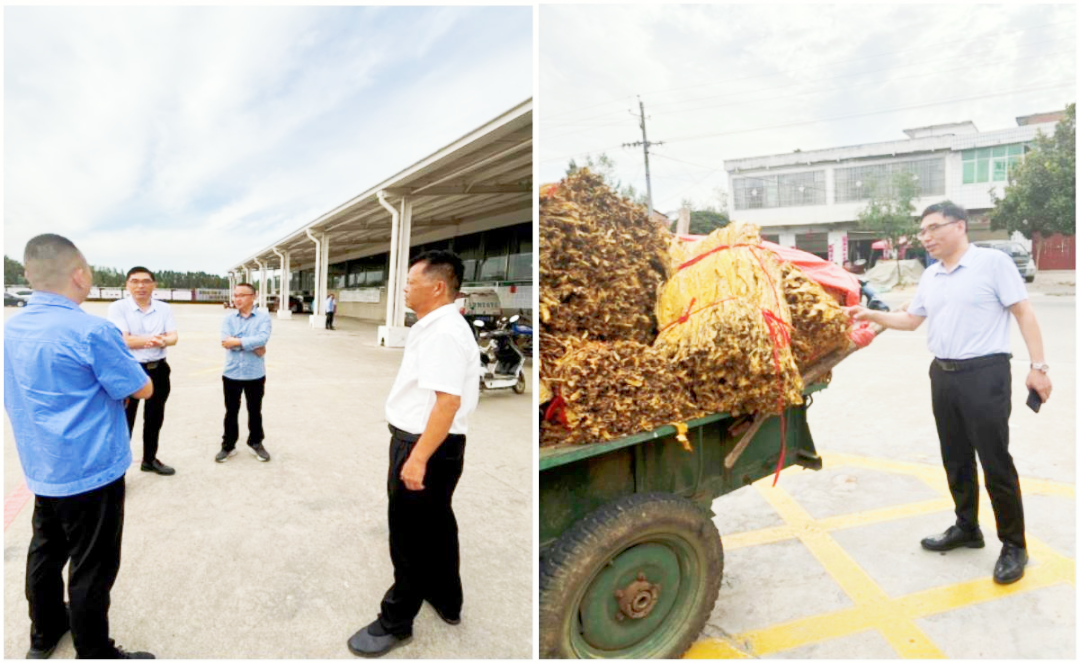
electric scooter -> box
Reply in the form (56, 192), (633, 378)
(474, 315), (527, 394)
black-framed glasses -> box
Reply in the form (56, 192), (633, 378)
(917, 219), (961, 238)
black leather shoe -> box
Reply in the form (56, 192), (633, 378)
(993, 544), (1028, 584)
(115, 647), (155, 659)
(426, 600), (460, 625)
(26, 605), (70, 659)
(347, 620), (411, 658)
(920, 525), (985, 552)
(140, 460), (175, 476)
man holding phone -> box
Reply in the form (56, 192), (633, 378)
(845, 202), (1051, 585)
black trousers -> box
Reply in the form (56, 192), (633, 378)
(26, 477), (125, 659)
(125, 360), (171, 463)
(930, 355), (1025, 548)
(222, 376), (265, 450)
(378, 425), (465, 637)
(326, 311), (335, 329)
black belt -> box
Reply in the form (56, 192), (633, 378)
(141, 359), (167, 370)
(933, 353), (1010, 373)
(388, 423), (465, 445)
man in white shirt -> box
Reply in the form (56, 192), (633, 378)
(348, 250), (480, 658)
(107, 267), (179, 476)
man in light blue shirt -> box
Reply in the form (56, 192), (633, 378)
(4, 234), (155, 659)
(217, 282), (272, 463)
(107, 266), (179, 476)
(325, 292), (336, 330)
(847, 202), (1052, 586)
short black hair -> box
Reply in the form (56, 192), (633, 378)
(409, 250), (464, 294)
(126, 266), (155, 281)
(235, 282), (256, 294)
(921, 201), (968, 224)
(23, 234), (85, 289)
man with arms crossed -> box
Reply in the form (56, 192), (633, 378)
(846, 202), (1052, 584)
(107, 267), (178, 476)
(4, 234), (155, 659)
(217, 282), (272, 463)
(348, 250), (480, 657)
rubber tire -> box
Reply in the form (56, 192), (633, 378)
(16, 300), (25, 307)
(513, 372), (527, 394)
(539, 492), (723, 659)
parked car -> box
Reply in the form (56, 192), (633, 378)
(973, 240), (1037, 283)
(5, 292), (27, 307)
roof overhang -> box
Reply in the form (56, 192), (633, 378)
(231, 99), (532, 273)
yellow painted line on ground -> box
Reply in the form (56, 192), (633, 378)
(692, 456), (1075, 658)
(753, 483), (946, 657)
(822, 451), (1074, 498)
(721, 524), (795, 550)
(684, 638), (754, 659)
(815, 498), (954, 533)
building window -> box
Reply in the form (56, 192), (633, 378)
(733, 170), (826, 210)
(962, 144), (1026, 184)
(835, 157), (945, 203)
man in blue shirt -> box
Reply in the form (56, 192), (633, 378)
(847, 202), (1052, 586)
(217, 282), (272, 463)
(4, 234), (155, 659)
(325, 292), (336, 330)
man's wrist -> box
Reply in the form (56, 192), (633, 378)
(1030, 362), (1049, 373)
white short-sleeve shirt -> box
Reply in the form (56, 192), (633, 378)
(908, 244), (1028, 360)
(106, 297), (177, 363)
(385, 303), (481, 435)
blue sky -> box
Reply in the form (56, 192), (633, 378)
(538, 4), (1075, 214)
(5, 6), (532, 274)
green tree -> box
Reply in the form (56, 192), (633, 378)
(566, 153), (648, 204)
(669, 209), (730, 235)
(989, 104), (1075, 265)
(856, 170), (921, 282)
(5, 255), (27, 286)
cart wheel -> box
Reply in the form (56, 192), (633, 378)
(513, 371), (527, 394)
(539, 492), (723, 659)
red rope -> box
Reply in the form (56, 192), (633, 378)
(657, 297), (736, 335)
(677, 243), (759, 271)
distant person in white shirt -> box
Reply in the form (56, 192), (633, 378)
(107, 267), (179, 476)
(325, 293), (336, 330)
(348, 250), (480, 658)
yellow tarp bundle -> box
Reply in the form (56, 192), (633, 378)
(653, 222), (803, 417)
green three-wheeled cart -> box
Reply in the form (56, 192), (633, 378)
(539, 382), (829, 658)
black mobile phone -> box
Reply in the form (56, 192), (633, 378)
(1026, 388), (1042, 413)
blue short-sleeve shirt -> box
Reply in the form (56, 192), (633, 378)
(908, 244), (1028, 360)
(4, 292), (150, 496)
(221, 307), (272, 380)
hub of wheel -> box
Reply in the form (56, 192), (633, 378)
(614, 573), (661, 621)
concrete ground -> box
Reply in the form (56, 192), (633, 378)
(4, 303), (532, 659)
(688, 283), (1075, 658)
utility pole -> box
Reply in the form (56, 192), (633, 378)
(623, 96), (663, 217)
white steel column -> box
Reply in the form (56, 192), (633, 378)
(393, 196), (413, 327)
(305, 229), (326, 328)
(256, 259), (267, 309)
(273, 248), (292, 319)
(377, 191), (409, 347)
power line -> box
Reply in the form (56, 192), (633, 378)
(539, 19), (1073, 124)
(664, 81), (1075, 143)
(538, 80), (1074, 165)
(540, 35), (1074, 134)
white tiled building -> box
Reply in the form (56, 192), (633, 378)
(725, 111), (1065, 264)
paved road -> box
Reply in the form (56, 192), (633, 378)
(4, 303), (533, 659)
(691, 292), (1075, 658)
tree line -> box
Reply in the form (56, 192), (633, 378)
(4, 256), (228, 289)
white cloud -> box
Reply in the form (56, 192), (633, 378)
(5, 6), (532, 273)
(539, 4), (1075, 212)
